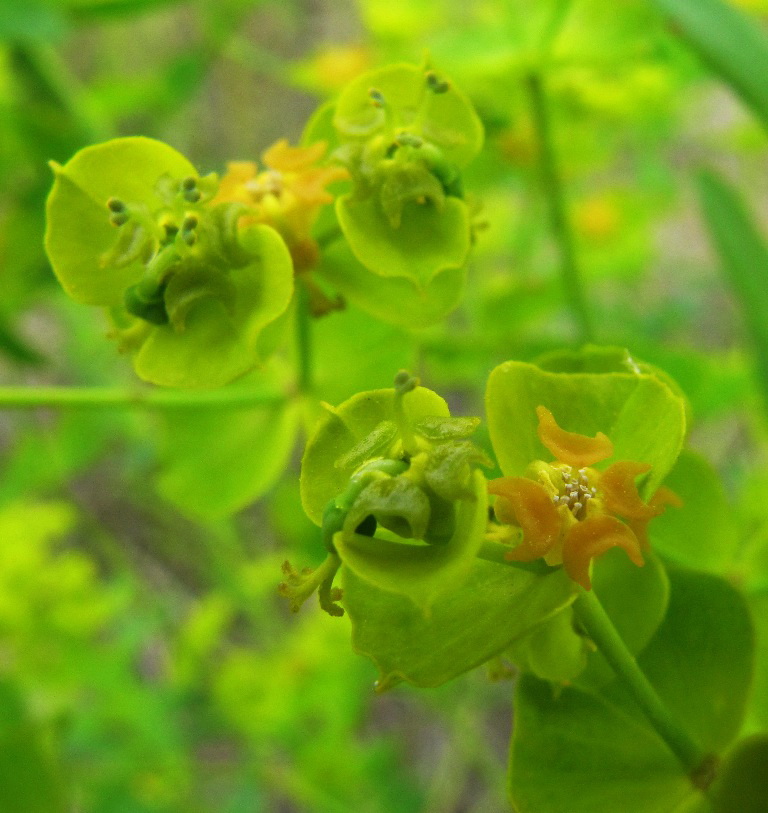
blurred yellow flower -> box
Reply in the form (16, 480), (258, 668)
(215, 140), (348, 272)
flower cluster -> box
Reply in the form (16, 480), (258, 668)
(488, 405), (680, 589)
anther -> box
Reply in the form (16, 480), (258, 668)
(107, 197), (126, 213)
(369, 88), (385, 108)
(426, 71), (450, 93)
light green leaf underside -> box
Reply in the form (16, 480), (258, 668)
(315, 238), (465, 329)
(344, 559), (576, 689)
(650, 449), (739, 574)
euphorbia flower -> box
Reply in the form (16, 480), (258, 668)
(488, 406), (680, 590)
(215, 139), (348, 273)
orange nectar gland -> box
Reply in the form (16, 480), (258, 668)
(213, 139), (348, 272)
(487, 406), (681, 590)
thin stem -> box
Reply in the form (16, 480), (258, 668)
(476, 539), (558, 575)
(0, 386), (285, 411)
(572, 588), (713, 783)
(526, 71), (595, 344)
(295, 278), (314, 394)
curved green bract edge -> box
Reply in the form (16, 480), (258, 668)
(300, 386), (450, 526)
(336, 193), (470, 285)
(344, 559), (576, 689)
(650, 449), (739, 574)
(45, 137), (197, 307)
(300, 99), (339, 150)
(485, 358), (687, 495)
(133, 224), (293, 388)
(509, 567), (754, 813)
(332, 63), (484, 168)
(334, 470), (487, 613)
(315, 238), (465, 329)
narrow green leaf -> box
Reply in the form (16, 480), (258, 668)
(698, 170), (768, 412)
(651, 0), (768, 129)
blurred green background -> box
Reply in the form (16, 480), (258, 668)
(2, 0), (768, 810)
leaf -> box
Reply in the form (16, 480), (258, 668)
(300, 386), (450, 526)
(45, 137), (196, 306)
(697, 170), (768, 412)
(650, 449), (739, 574)
(334, 469), (488, 612)
(157, 398), (299, 519)
(343, 558), (576, 688)
(651, 0), (768, 130)
(336, 193), (470, 285)
(509, 567), (754, 813)
(315, 237), (466, 329)
(626, 567), (754, 754)
(709, 735), (768, 813)
(485, 358), (687, 495)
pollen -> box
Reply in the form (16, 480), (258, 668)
(552, 466), (597, 520)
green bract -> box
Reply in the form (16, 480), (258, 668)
(300, 377), (490, 611)
(45, 137), (293, 388)
(303, 62), (483, 326)
(486, 353), (687, 495)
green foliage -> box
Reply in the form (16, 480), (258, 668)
(344, 561), (575, 688)
(509, 567), (754, 813)
(651, 0), (768, 130)
(3, 2), (768, 809)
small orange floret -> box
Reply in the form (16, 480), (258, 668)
(600, 461), (656, 520)
(488, 477), (561, 561)
(536, 405), (614, 468)
(562, 515), (644, 590)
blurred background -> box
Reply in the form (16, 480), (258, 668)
(2, 0), (768, 810)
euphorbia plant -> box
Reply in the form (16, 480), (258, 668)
(0, 30), (762, 812)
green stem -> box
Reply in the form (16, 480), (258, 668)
(295, 279), (313, 394)
(476, 539), (558, 575)
(573, 588), (714, 783)
(0, 386), (285, 410)
(526, 71), (595, 344)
